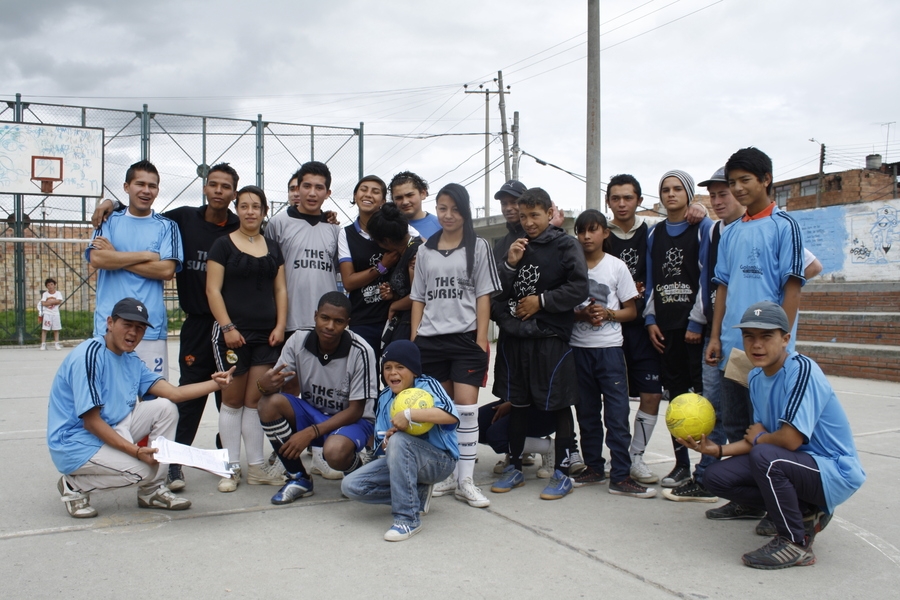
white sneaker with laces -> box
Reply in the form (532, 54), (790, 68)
(247, 462), (287, 485)
(310, 446), (344, 480)
(455, 476), (490, 508)
(630, 455), (659, 484)
(537, 440), (555, 479)
(54, 342), (62, 350)
(569, 451), (587, 476)
(218, 465), (241, 492)
(138, 486), (192, 510)
(40, 343), (46, 351)
(432, 473), (457, 496)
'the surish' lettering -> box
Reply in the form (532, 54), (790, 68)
(186, 250), (209, 272)
(427, 275), (463, 300)
(293, 248), (334, 272)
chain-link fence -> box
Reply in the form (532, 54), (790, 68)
(0, 95), (362, 344)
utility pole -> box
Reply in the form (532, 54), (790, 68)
(586, 0), (601, 210)
(511, 111), (521, 181)
(497, 70), (511, 182)
(465, 83), (502, 217)
(813, 140), (825, 208)
(882, 122), (895, 160)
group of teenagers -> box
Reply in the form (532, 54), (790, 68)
(47, 146), (864, 569)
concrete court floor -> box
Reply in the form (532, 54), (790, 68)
(1, 340), (899, 599)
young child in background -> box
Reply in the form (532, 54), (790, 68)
(40, 277), (63, 350)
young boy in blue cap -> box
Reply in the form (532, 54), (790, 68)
(683, 301), (865, 569)
(342, 340), (459, 542)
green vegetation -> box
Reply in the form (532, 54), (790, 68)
(0, 309), (187, 345)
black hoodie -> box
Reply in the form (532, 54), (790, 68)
(496, 224), (588, 342)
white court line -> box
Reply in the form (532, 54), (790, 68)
(855, 428), (900, 437)
(0, 429), (46, 436)
(834, 516), (900, 568)
(834, 389), (900, 399)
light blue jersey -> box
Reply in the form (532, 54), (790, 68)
(749, 352), (865, 513)
(87, 210), (183, 340)
(409, 213), (441, 239)
(713, 206), (804, 369)
(374, 375), (459, 459)
(47, 338), (162, 474)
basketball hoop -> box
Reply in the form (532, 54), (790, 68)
(31, 156), (64, 194)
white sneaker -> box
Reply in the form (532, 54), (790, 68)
(537, 439), (555, 479)
(455, 476), (491, 508)
(218, 465), (241, 492)
(54, 343), (62, 350)
(522, 453), (536, 466)
(247, 462), (287, 485)
(432, 473), (457, 497)
(40, 343), (46, 351)
(569, 451), (587, 476)
(310, 446), (344, 480)
(493, 454), (511, 474)
(630, 455), (659, 484)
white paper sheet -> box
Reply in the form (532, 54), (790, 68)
(150, 437), (233, 477)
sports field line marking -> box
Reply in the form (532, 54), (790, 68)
(0, 428), (46, 436)
(834, 516), (900, 568)
(854, 427), (900, 437)
(0, 497), (347, 541)
(487, 509), (689, 599)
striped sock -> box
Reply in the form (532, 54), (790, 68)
(456, 404), (478, 482)
(261, 418), (306, 475)
(630, 410), (657, 457)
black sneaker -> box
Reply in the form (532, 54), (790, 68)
(660, 465), (691, 488)
(706, 501), (767, 520)
(741, 536), (815, 570)
(609, 477), (656, 498)
(756, 508), (833, 539)
(661, 479), (718, 502)
(572, 466), (607, 487)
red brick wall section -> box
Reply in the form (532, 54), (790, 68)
(797, 317), (900, 345)
(802, 349), (900, 382)
(800, 291), (900, 312)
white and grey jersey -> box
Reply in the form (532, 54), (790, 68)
(265, 211), (340, 331)
(277, 329), (377, 421)
(410, 236), (501, 338)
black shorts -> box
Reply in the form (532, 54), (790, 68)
(621, 319), (662, 395)
(415, 331), (489, 388)
(504, 335), (578, 411)
(179, 314), (219, 385)
(491, 329), (511, 400)
(213, 327), (282, 376)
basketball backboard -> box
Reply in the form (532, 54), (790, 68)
(0, 122), (104, 197)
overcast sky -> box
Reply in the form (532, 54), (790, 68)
(2, 0), (898, 217)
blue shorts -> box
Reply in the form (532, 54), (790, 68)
(284, 393), (374, 452)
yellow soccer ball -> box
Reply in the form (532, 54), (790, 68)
(390, 388), (435, 436)
(665, 393), (716, 441)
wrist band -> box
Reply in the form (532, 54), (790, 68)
(717, 444), (723, 459)
(311, 423), (321, 439)
(256, 379), (269, 395)
(403, 407), (421, 427)
(134, 446), (140, 459)
(753, 432), (765, 446)
(376, 262), (388, 275)
(221, 322), (236, 333)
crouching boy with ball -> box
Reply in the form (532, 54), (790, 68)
(342, 340), (459, 541)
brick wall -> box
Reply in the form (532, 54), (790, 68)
(800, 289), (900, 312)
(798, 313), (900, 345)
(799, 344), (900, 382)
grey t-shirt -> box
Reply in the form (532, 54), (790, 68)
(277, 329), (377, 421)
(265, 209), (340, 331)
(410, 236), (501, 338)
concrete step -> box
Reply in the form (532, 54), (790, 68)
(798, 310), (900, 345)
(796, 340), (900, 382)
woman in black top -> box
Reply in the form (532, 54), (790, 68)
(207, 185), (287, 492)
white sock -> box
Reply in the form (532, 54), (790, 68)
(219, 405), (244, 466)
(456, 404), (478, 482)
(630, 410), (657, 457)
(242, 407), (264, 466)
(522, 436), (551, 455)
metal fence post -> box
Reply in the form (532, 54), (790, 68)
(13, 93), (26, 344)
(310, 125), (315, 161)
(256, 114), (264, 188)
(358, 122), (364, 180)
(141, 104), (150, 160)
